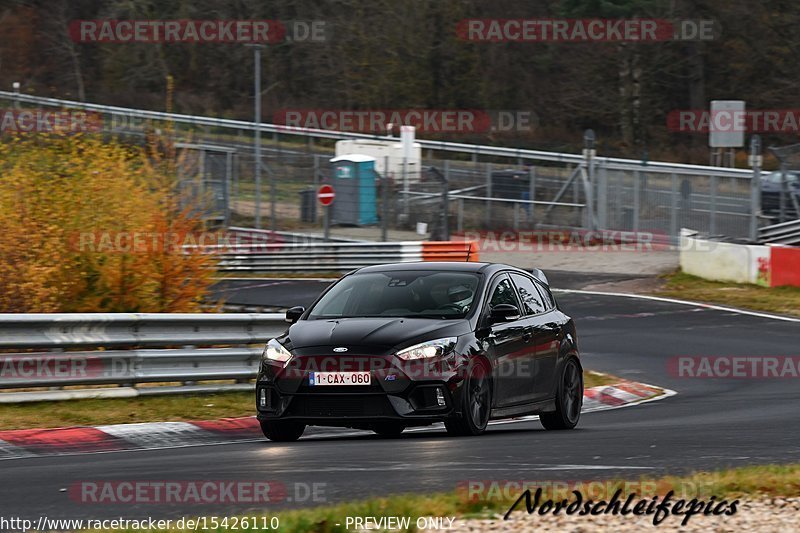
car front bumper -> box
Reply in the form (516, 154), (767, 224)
(256, 353), (462, 425)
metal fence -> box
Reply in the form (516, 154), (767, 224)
(0, 91), (764, 243)
(0, 313), (286, 402)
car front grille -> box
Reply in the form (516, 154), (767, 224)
(285, 394), (396, 418)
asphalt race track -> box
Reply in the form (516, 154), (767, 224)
(2, 287), (799, 520)
(209, 271), (647, 309)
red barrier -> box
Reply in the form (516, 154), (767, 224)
(770, 246), (800, 287)
(422, 241), (480, 262)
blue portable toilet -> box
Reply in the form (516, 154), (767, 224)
(329, 154), (378, 225)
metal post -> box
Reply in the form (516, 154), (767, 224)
(597, 164), (608, 230)
(233, 153), (239, 209)
(382, 155), (389, 242)
(12, 82), (20, 109)
(528, 166), (536, 226)
(633, 169), (641, 234)
(485, 163), (492, 229)
(324, 206), (330, 241)
(312, 155), (320, 225)
(670, 172), (678, 240)
(442, 160), (450, 240)
(780, 163), (788, 224)
(749, 135), (762, 242)
(402, 156), (409, 218)
(457, 198), (464, 233)
(313, 154), (320, 190)
(225, 151), (232, 226)
(710, 174), (718, 235)
(583, 129), (597, 231)
(199, 148), (206, 192)
(573, 171), (580, 226)
(252, 45), (263, 229)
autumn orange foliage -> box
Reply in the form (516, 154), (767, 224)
(0, 133), (218, 312)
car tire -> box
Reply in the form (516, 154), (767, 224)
(445, 361), (491, 436)
(540, 357), (582, 430)
(372, 422), (405, 437)
(260, 420), (306, 442)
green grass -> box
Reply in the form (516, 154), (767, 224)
(102, 463), (800, 532)
(0, 371), (619, 430)
(656, 271), (800, 318)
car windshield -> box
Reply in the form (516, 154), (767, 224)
(763, 171), (800, 184)
(308, 271), (480, 320)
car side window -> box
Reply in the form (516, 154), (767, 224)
(533, 279), (556, 310)
(489, 276), (519, 309)
(510, 273), (546, 315)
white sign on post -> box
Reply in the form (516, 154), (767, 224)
(400, 125), (415, 159)
(400, 125), (415, 213)
(709, 100), (746, 148)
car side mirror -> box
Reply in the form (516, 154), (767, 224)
(285, 306), (305, 323)
(489, 304), (521, 324)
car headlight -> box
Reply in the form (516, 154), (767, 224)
(396, 337), (457, 361)
(262, 339), (293, 365)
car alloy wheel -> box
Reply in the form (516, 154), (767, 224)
(540, 357), (582, 430)
(446, 361), (491, 436)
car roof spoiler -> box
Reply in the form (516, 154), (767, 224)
(530, 268), (549, 286)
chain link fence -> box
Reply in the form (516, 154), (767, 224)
(216, 145), (758, 245)
(0, 91), (766, 244)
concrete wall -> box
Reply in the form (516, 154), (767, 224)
(680, 230), (799, 287)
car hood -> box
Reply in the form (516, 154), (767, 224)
(280, 317), (472, 354)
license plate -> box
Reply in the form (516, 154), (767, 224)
(309, 371), (371, 386)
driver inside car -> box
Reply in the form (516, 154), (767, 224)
(447, 284), (474, 313)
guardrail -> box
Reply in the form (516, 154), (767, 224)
(0, 91), (755, 178)
(759, 219), (800, 245)
(0, 313), (287, 403)
(209, 240), (480, 273)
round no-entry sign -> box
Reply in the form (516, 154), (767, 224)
(317, 184), (336, 206)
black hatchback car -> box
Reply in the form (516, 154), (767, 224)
(256, 262), (582, 441)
